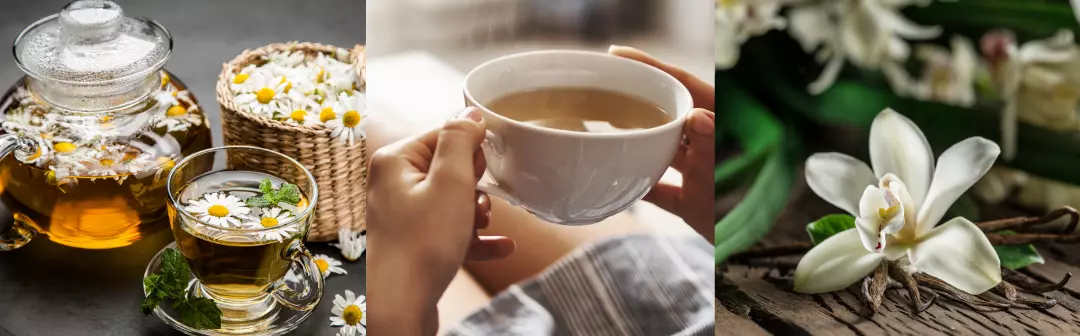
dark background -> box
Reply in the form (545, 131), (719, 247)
(0, 1), (366, 335)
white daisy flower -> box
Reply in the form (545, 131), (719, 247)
(329, 290), (366, 336)
(266, 50), (307, 68)
(2, 107), (39, 134)
(331, 228), (366, 262)
(15, 135), (51, 165)
(313, 254), (347, 278)
(228, 65), (262, 92)
(276, 90), (322, 126)
(184, 192), (251, 228)
(233, 71), (288, 117)
(244, 207), (298, 242)
(325, 92), (366, 146)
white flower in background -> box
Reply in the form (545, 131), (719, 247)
(325, 92), (367, 146)
(313, 254), (347, 278)
(276, 90), (322, 126)
(184, 192), (251, 228)
(245, 207), (298, 242)
(234, 71), (289, 117)
(266, 50), (307, 68)
(884, 36), (978, 107)
(797, 108), (1001, 294)
(786, 0), (941, 94)
(331, 228), (366, 262)
(329, 290), (366, 336)
(716, 0), (786, 69)
(982, 29), (1080, 161)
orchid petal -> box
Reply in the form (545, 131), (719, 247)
(869, 108), (933, 208)
(855, 185), (905, 252)
(881, 173), (919, 240)
(839, 1), (885, 68)
(794, 229), (887, 294)
(808, 54), (845, 95)
(871, 0), (941, 40)
(910, 217), (1002, 294)
(806, 153), (877, 216)
(787, 4), (834, 54)
(916, 137), (1000, 235)
(1018, 30), (1077, 64)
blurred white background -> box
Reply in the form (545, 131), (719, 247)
(365, 0), (714, 237)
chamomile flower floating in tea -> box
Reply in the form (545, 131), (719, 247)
(185, 192), (251, 228)
(331, 228), (366, 262)
(245, 207), (298, 242)
(313, 254), (348, 278)
(329, 290), (366, 336)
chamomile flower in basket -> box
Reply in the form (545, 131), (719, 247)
(218, 42), (368, 243)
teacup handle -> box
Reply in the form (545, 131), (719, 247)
(0, 134), (39, 251)
(477, 130), (521, 206)
(272, 240), (325, 311)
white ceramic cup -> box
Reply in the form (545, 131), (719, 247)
(463, 50), (693, 225)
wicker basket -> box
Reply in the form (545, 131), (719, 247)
(216, 42), (367, 241)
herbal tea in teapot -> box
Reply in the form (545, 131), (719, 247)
(0, 0), (211, 250)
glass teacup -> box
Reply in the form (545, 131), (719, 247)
(165, 146), (323, 333)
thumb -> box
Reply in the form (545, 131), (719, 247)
(428, 114), (487, 188)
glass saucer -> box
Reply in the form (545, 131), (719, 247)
(142, 242), (316, 335)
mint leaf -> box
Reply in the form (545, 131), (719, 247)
(141, 275), (169, 316)
(259, 178), (273, 194)
(245, 196), (272, 208)
(806, 214), (857, 245)
(160, 249), (191, 299)
(277, 183), (301, 205)
(993, 230), (1045, 270)
(175, 297), (222, 330)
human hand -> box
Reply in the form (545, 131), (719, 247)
(609, 45), (716, 243)
(366, 107), (515, 335)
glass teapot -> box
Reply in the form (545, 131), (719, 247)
(0, 0), (211, 250)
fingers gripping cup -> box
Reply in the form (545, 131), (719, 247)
(160, 146), (322, 334)
(464, 50), (693, 225)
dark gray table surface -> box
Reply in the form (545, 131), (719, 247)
(0, 1), (367, 335)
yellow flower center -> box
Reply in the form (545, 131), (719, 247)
(101, 115), (112, 123)
(316, 68), (326, 83)
(45, 170), (58, 185)
(256, 87), (276, 104)
(208, 205), (230, 218)
(279, 77), (292, 93)
(233, 73), (250, 84)
(343, 305), (362, 325)
(342, 110), (361, 128)
(162, 72), (170, 87)
(54, 142), (76, 153)
(166, 105), (187, 117)
(290, 110), (307, 123)
(99, 159), (115, 166)
(878, 204), (900, 222)
(319, 108), (336, 122)
(315, 259), (329, 273)
(261, 217), (279, 228)
(26, 146), (42, 161)
(157, 156), (175, 171)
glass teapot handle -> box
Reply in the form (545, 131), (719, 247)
(0, 134), (38, 251)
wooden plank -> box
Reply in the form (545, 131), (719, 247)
(718, 176), (1080, 335)
(717, 299), (771, 336)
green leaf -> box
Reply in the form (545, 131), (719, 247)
(993, 230), (1045, 270)
(716, 77), (795, 264)
(141, 275), (168, 316)
(277, 183), (301, 205)
(175, 297), (223, 330)
(259, 178), (274, 194)
(805, 214), (857, 245)
(245, 196), (272, 208)
(160, 249), (191, 298)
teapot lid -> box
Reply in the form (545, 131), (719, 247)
(12, 0), (171, 111)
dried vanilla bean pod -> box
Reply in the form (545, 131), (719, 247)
(862, 263), (890, 315)
(888, 262), (932, 313)
(914, 274), (1010, 312)
(1003, 269), (1072, 293)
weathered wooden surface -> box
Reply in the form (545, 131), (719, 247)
(717, 175), (1080, 336)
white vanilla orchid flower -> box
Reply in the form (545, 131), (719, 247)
(991, 30), (1080, 161)
(716, 0), (786, 69)
(884, 36), (977, 107)
(796, 108), (1002, 295)
(786, 0), (940, 94)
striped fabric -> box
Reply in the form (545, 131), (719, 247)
(444, 233), (715, 336)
